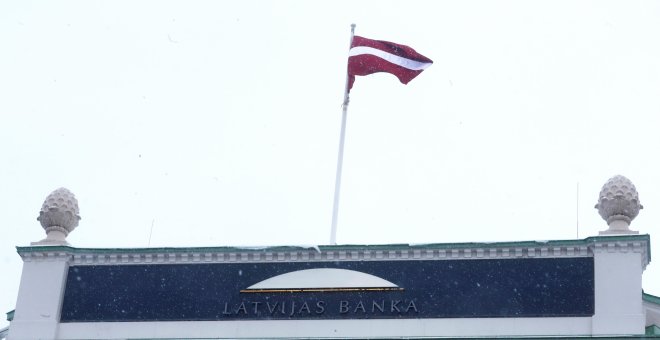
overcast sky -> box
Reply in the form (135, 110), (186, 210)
(1, 0), (659, 321)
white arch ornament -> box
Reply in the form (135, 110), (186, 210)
(240, 268), (404, 293)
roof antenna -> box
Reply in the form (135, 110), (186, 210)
(148, 218), (155, 247)
(576, 182), (579, 239)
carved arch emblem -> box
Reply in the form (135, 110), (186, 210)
(240, 268), (404, 293)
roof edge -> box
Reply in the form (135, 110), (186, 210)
(16, 234), (650, 256)
(644, 292), (660, 306)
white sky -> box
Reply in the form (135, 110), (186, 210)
(1, 0), (660, 322)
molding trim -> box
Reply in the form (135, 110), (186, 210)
(16, 235), (651, 267)
(593, 241), (650, 269)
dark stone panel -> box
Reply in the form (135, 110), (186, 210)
(60, 257), (594, 322)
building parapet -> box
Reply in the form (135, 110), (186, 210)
(17, 234), (650, 269)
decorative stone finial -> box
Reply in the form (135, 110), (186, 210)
(33, 188), (81, 245)
(595, 175), (642, 235)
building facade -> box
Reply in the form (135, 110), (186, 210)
(4, 176), (660, 339)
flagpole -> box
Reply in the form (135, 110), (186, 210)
(330, 23), (356, 245)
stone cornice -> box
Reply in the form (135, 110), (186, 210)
(592, 239), (651, 269)
(16, 234), (651, 268)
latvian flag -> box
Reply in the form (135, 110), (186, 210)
(348, 36), (433, 91)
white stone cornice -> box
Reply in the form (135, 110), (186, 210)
(19, 246), (598, 266)
(591, 239), (650, 269)
(20, 251), (71, 263)
(16, 236), (649, 268)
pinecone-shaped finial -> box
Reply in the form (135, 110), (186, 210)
(33, 188), (81, 245)
(595, 175), (642, 235)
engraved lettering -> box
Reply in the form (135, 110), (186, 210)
(289, 301), (296, 316)
(390, 300), (401, 312)
(267, 302), (279, 314)
(223, 302), (232, 315)
(315, 300), (326, 314)
(339, 300), (350, 313)
(299, 302), (311, 314)
(236, 302), (248, 315)
(222, 298), (413, 318)
(251, 302), (261, 314)
(406, 300), (418, 313)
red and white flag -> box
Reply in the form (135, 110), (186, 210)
(347, 36), (433, 91)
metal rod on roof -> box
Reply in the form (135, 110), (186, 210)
(330, 23), (356, 245)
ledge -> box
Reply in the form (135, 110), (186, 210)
(15, 235), (650, 267)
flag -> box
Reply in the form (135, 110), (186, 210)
(347, 36), (433, 91)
